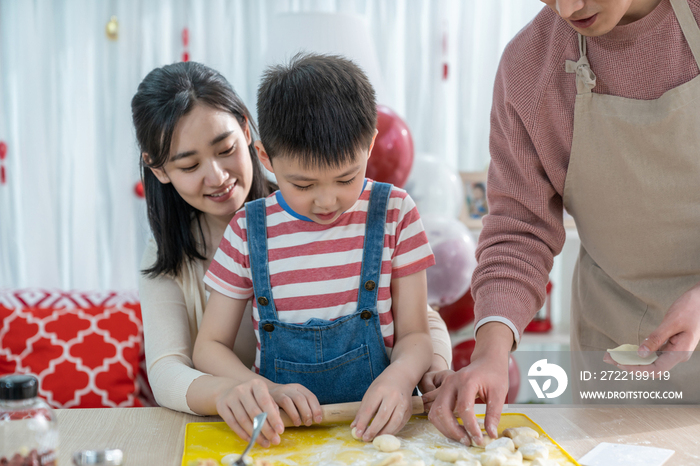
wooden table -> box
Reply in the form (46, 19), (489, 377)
(56, 405), (700, 465)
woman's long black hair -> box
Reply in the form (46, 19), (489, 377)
(132, 62), (275, 278)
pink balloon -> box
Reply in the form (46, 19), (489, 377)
(367, 105), (414, 188)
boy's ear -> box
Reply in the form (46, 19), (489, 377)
(366, 128), (379, 161)
(143, 152), (171, 184)
(255, 141), (275, 173)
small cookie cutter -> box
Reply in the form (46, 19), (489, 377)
(72, 449), (124, 465)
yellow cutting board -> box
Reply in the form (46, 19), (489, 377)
(182, 413), (580, 465)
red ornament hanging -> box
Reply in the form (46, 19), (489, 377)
(0, 141), (6, 185)
(134, 181), (145, 198)
(182, 52), (190, 63)
(181, 27), (190, 62)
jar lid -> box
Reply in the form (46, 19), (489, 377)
(73, 449), (124, 465)
(0, 374), (38, 400)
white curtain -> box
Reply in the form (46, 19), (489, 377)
(0, 0), (544, 291)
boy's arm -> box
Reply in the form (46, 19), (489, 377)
(352, 269), (433, 441)
(193, 290), (260, 381)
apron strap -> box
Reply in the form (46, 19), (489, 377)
(357, 182), (392, 311)
(670, 0), (700, 69)
(246, 197), (278, 321)
(565, 33), (597, 94)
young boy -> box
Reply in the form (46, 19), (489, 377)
(193, 53), (435, 446)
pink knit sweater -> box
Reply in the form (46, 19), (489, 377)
(472, 0), (700, 340)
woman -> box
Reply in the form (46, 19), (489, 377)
(131, 61), (453, 446)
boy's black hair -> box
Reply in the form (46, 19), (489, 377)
(132, 61), (275, 278)
(256, 53), (377, 169)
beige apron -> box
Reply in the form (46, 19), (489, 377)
(563, 0), (700, 357)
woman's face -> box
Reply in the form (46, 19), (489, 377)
(540, 0), (661, 36)
(148, 103), (254, 224)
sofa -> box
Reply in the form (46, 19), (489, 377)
(0, 289), (154, 408)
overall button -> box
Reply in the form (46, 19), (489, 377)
(364, 280), (376, 291)
(262, 323), (275, 332)
(360, 310), (372, 320)
(257, 296), (269, 306)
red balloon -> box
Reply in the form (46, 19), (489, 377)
(367, 105), (413, 188)
(452, 339), (520, 404)
(134, 181), (145, 198)
(437, 287), (475, 332)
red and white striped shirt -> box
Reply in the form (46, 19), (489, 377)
(204, 179), (435, 371)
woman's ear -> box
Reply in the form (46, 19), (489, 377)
(243, 116), (252, 146)
(254, 141), (274, 173)
(143, 152), (171, 184)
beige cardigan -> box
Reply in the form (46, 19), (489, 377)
(139, 239), (452, 414)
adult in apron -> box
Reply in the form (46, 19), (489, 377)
(245, 182), (392, 405)
(564, 0), (700, 400)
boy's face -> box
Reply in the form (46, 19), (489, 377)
(540, 0), (661, 36)
(256, 140), (375, 225)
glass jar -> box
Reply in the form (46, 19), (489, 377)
(0, 375), (58, 465)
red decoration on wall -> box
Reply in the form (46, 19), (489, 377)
(182, 28), (189, 47)
(182, 27), (190, 63)
(0, 141), (6, 185)
(134, 181), (145, 198)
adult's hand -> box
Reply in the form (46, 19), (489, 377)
(425, 322), (513, 445)
(605, 282), (700, 373)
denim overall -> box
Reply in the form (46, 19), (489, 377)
(245, 182), (392, 404)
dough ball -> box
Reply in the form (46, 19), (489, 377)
(517, 443), (549, 461)
(485, 437), (515, 453)
(531, 459), (559, 466)
(435, 448), (474, 462)
(607, 344), (658, 365)
(221, 454), (253, 466)
(372, 452), (404, 466)
(512, 435), (543, 449)
(351, 427), (362, 440)
(373, 434), (402, 452)
(191, 460), (218, 466)
(410, 461), (426, 466)
(470, 434), (494, 448)
(454, 461), (481, 466)
(479, 451), (508, 466)
(502, 427), (539, 439)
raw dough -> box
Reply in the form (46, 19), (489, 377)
(191, 460), (218, 466)
(373, 452), (404, 466)
(607, 344), (658, 365)
(351, 427), (361, 440)
(454, 461), (481, 466)
(470, 434), (494, 448)
(485, 438), (515, 453)
(220, 454), (253, 466)
(531, 459), (559, 466)
(502, 427), (539, 439)
(517, 443), (549, 461)
(479, 451), (508, 466)
(435, 448), (475, 462)
(373, 434), (401, 452)
(512, 435), (543, 449)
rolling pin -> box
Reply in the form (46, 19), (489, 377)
(279, 395), (425, 427)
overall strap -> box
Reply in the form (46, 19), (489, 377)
(245, 198), (278, 321)
(357, 182), (392, 311)
(565, 33), (597, 94)
(671, 0), (700, 69)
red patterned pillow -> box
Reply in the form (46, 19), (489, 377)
(0, 289), (153, 408)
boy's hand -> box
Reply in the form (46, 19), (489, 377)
(215, 379), (284, 448)
(351, 370), (414, 441)
(268, 383), (323, 427)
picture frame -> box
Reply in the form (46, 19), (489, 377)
(460, 171), (488, 229)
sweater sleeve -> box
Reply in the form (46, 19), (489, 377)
(470, 39), (567, 345)
(138, 240), (206, 415)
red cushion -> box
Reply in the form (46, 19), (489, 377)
(0, 289), (153, 408)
